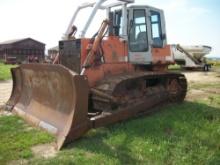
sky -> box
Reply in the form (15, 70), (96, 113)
(0, 0), (219, 57)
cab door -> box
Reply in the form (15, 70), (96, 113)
(128, 8), (152, 64)
(150, 8), (167, 48)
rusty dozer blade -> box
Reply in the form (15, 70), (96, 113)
(7, 64), (89, 150)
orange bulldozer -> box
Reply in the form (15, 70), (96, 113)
(6, 0), (187, 150)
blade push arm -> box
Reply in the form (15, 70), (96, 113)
(80, 19), (109, 75)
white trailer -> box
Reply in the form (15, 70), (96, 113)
(172, 44), (212, 71)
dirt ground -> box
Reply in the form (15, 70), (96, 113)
(183, 70), (220, 101)
(31, 143), (57, 158)
(183, 71), (220, 83)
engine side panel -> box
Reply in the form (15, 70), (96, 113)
(80, 37), (134, 87)
(59, 39), (81, 73)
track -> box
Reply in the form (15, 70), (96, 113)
(90, 72), (187, 113)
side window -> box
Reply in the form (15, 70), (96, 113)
(109, 10), (122, 36)
(150, 11), (163, 48)
(129, 9), (148, 52)
(114, 11), (123, 36)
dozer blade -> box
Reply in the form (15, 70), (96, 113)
(5, 67), (22, 110)
(7, 64), (89, 150)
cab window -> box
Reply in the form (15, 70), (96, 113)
(150, 11), (163, 48)
(129, 9), (148, 52)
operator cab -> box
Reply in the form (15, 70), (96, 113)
(109, 6), (167, 64)
(61, 1), (168, 70)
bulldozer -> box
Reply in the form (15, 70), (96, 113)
(6, 0), (187, 150)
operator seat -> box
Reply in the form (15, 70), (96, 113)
(137, 32), (148, 51)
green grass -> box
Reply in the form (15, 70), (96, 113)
(0, 115), (54, 164)
(168, 64), (181, 71)
(0, 63), (17, 80)
(208, 59), (220, 67)
(28, 97), (220, 165)
(1, 103), (220, 165)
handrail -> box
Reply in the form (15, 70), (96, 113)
(64, 0), (135, 38)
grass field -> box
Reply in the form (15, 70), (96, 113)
(30, 96), (220, 165)
(1, 96), (219, 165)
(0, 67), (220, 164)
(0, 116), (54, 164)
(0, 62), (17, 80)
(208, 59), (220, 67)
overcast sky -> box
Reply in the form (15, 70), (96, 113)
(0, 0), (219, 57)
